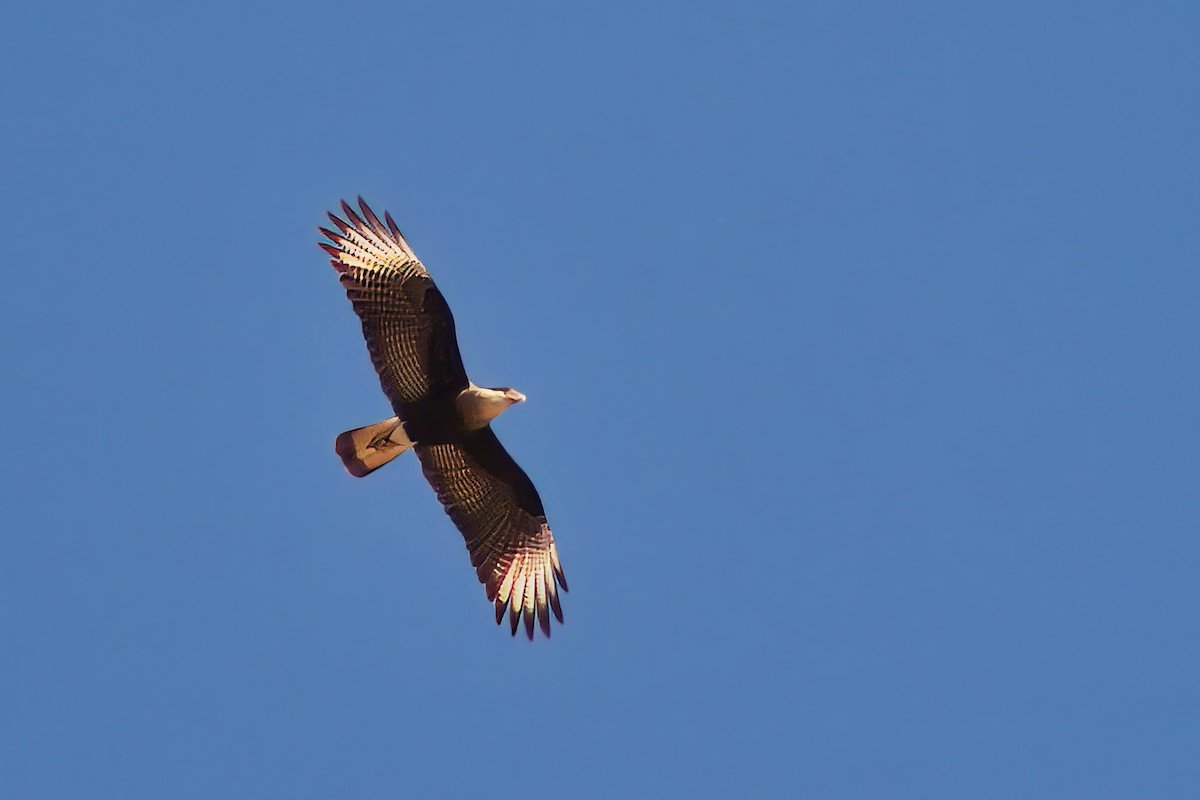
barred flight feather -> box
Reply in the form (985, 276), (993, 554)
(320, 196), (421, 276)
(417, 432), (567, 640)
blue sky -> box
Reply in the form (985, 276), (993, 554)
(2, 2), (1197, 797)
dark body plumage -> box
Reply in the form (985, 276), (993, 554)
(319, 198), (566, 638)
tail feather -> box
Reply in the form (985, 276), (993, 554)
(335, 417), (413, 477)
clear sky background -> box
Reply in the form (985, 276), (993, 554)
(2, 2), (1197, 797)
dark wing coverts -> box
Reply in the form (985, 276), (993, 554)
(319, 199), (568, 638)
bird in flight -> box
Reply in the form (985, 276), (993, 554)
(318, 198), (567, 638)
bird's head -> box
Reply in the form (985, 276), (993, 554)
(498, 388), (527, 405)
(481, 387), (525, 422)
(459, 385), (526, 428)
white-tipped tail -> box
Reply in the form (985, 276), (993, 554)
(335, 417), (414, 477)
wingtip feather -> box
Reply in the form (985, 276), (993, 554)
(549, 594), (563, 624)
(550, 543), (568, 592)
(358, 197), (391, 241)
(536, 571), (551, 638)
(339, 199), (362, 226)
(384, 210), (405, 240)
(326, 212), (351, 234)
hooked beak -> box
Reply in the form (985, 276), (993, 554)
(504, 389), (526, 403)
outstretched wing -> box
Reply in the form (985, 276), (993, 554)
(416, 428), (568, 639)
(319, 198), (468, 413)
